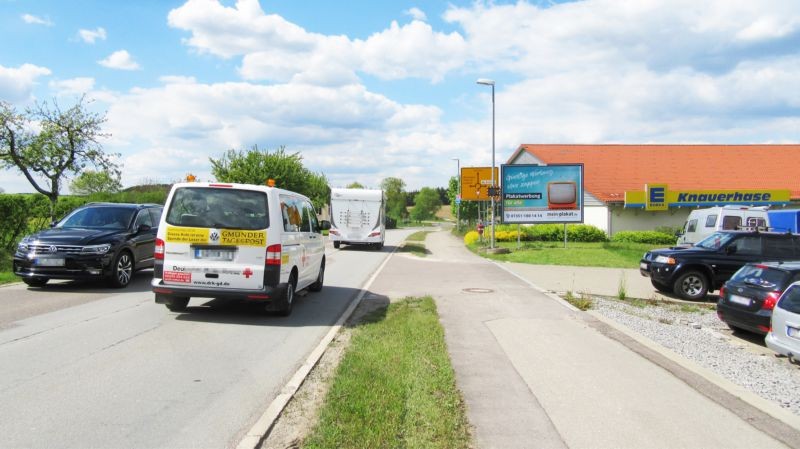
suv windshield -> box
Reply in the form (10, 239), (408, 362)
(58, 206), (135, 230)
(730, 265), (789, 289)
(694, 232), (736, 250)
(165, 187), (269, 230)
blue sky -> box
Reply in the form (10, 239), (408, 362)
(2, 0), (800, 194)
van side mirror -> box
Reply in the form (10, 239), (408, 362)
(50, 220), (57, 228)
(137, 224), (152, 233)
(319, 220), (331, 231)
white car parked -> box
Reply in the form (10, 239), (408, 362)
(765, 281), (800, 364)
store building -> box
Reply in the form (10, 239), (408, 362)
(506, 144), (800, 236)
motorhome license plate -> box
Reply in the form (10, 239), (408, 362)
(729, 294), (752, 306)
(34, 258), (64, 267)
(194, 249), (234, 261)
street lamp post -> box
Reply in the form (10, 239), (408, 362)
(477, 78), (496, 249)
(450, 157), (461, 231)
(451, 157), (460, 231)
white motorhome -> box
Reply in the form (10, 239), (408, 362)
(152, 181), (330, 316)
(329, 188), (385, 250)
(677, 205), (770, 246)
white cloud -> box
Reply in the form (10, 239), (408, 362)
(169, 0), (467, 84)
(21, 14), (53, 26)
(48, 77), (95, 96)
(78, 27), (107, 44)
(405, 7), (427, 21)
(98, 50), (141, 70)
(0, 63), (51, 103)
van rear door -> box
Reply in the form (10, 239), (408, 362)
(161, 186), (269, 291)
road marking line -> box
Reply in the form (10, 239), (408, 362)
(236, 243), (400, 449)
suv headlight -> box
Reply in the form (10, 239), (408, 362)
(82, 243), (112, 254)
(655, 255), (676, 265)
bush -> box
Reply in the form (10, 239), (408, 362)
(464, 231), (480, 245)
(492, 224), (607, 243)
(612, 230), (676, 245)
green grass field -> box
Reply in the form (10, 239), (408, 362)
(470, 240), (664, 268)
(303, 296), (472, 449)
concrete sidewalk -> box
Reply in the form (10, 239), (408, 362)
(366, 229), (799, 449)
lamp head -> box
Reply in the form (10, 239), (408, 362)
(476, 78), (495, 86)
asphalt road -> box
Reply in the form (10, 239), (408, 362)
(0, 229), (414, 449)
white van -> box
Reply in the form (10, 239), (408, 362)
(329, 188), (385, 250)
(677, 205), (769, 246)
(152, 181), (330, 316)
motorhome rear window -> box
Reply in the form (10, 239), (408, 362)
(166, 187), (269, 230)
(722, 215), (742, 230)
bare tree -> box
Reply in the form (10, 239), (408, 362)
(0, 96), (119, 220)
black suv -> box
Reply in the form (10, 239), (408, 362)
(640, 230), (800, 300)
(13, 203), (163, 288)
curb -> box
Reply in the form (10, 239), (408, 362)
(235, 243), (400, 449)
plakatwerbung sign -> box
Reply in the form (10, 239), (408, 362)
(625, 185), (791, 211)
(501, 164), (584, 224)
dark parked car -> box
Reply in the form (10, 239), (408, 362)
(640, 230), (800, 300)
(717, 262), (800, 335)
(14, 203), (163, 288)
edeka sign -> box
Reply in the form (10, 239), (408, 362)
(625, 185), (791, 210)
(646, 184), (668, 211)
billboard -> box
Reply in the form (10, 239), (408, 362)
(501, 164), (584, 223)
(460, 166), (499, 201)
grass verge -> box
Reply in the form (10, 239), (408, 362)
(303, 296), (472, 449)
(468, 241), (663, 269)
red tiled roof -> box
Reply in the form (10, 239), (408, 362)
(512, 144), (800, 203)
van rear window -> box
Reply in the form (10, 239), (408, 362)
(165, 187), (269, 230)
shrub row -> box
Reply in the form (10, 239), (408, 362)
(0, 190), (168, 251)
(610, 230), (676, 245)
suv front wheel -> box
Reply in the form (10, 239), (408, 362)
(673, 270), (708, 301)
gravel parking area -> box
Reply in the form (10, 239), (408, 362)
(590, 296), (800, 416)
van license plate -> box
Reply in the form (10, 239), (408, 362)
(729, 294), (752, 306)
(34, 258), (64, 266)
(194, 249), (235, 261)
(788, 326), (800, 339)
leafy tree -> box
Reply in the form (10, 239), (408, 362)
(0, 97), (118, 221)
(70, 169), (122, 195)
(346, 182), (365, 189)
(410, 187), (442, 221)
(447, 175), (479, 226)
(381, 177), (407, 227)
(210, 145), (330, 210)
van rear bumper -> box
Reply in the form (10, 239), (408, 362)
(152, 280), (287, 302)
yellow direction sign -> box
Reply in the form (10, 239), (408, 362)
(460, 166), (499, 201)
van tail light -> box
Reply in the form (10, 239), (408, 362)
(368, 231), (381, 238)
(155, 238), (165, 260)
(329, 229), (340, 236)
(266, 244), (281, 265)
(719, 285), (726, 299)
(762, 291), (781, 310)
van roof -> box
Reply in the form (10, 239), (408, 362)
(171, 181), (311, 200)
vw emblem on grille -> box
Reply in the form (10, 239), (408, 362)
(737, 287), (743, 293)
(48, 245), (58, 253)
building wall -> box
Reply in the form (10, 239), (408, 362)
(584, 205), (610, 233)
(608, 205), (691, 235)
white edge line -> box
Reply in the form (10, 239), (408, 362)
(490, 260), (581, 312)
(235, 244), (400, 449)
